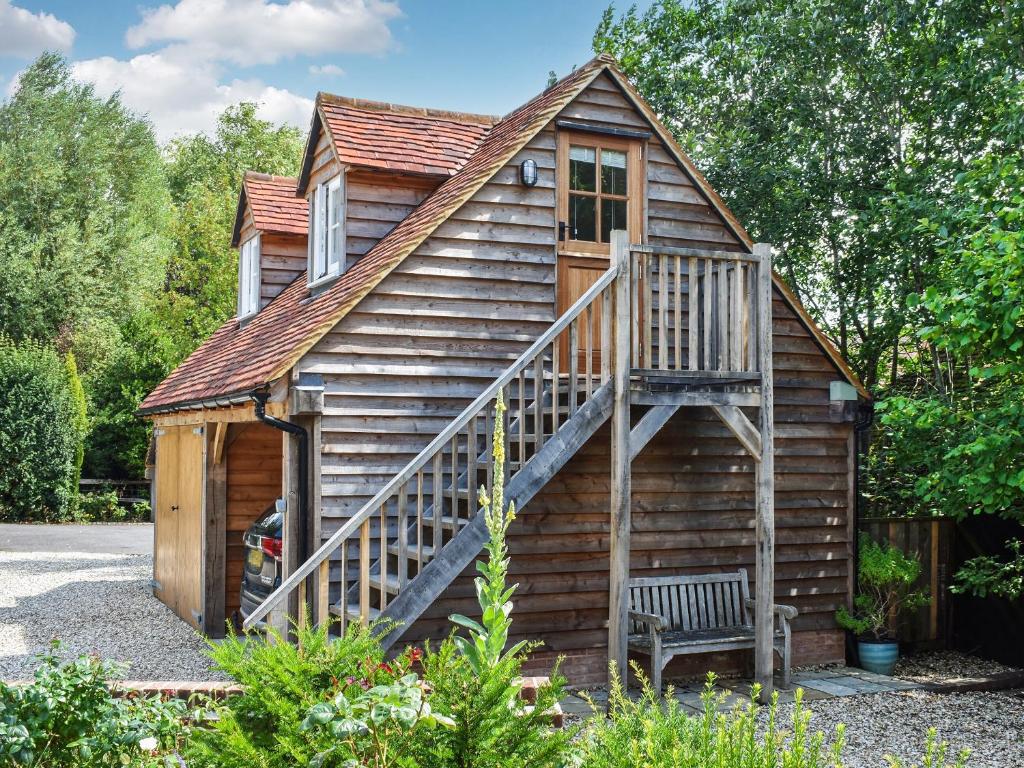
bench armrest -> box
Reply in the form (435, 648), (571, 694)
(744, 599), (799, 623)
(629, 610), (667, 632)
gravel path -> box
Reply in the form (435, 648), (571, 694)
(895, 650), (1021, 684)
(0, 551), (227, 681)
(782, 688), (1024, 768)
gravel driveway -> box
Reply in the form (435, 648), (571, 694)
(0, 536), (226, 681)
(773, 688), (1024, 768)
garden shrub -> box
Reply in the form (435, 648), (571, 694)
(0, 643), (185, 767)
(577, 668), (968, 768)
(65, 350), (88, 493)
(0, 338), (81, 521)
(183, 618), (401, 768)
(73, 490), (151, 523)
(411, 637), (570, 768)
(837, 534), (930, 639)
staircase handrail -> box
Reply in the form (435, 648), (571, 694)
(244, 262), (619, 628)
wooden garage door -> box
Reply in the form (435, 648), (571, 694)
(153, 425), (204, 628)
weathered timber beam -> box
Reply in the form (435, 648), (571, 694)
(629, 405), (678, 462)
(608, 230), (633, 688)
(753, 242), (776, 702)
(710, 405), (762, 462)
(630, 390), (760, 407)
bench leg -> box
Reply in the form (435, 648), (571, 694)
(781, 637), (791, 690)
(651, 634), (663, 694)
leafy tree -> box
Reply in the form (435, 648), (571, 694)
(595, 0), (1024, 597)
(877, 141), (1024, 597)
(0, 53), (170, 351)
(594, 0), (1023, 390)
(158, 103), (303, 359)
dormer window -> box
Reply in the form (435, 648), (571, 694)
(308, 175), (345, 287)
(238, 235), (260, 318)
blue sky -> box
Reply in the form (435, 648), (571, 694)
(0, 0), (652, 142)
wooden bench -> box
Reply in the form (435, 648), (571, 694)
(627, 570), (797, 693)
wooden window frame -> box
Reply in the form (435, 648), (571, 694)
(556, 130), (643, 258)
(237, 234), (260, 318)
(308, 173), (346, 288)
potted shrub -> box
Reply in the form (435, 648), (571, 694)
(836, 533), (930, 675)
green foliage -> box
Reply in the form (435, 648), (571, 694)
(578, 668), (967, 768)
(0, 643), (186, 767)
(72, 490), (150, 523)
(578, 669), (845, 768)
(412, 395), (572, 768)
(301, 660), (454, 768)
(836, 535), (930, 639)
(184, 618), (395, 768)
(952, 539), (1024, 599)
(0, 338), (78, 521)
(65, 351), (89, 491)
(885, 728), (970, 768)
(0, 53), (170, 348)
(449, 394), (527, 673)
(411, 638), (571, 768)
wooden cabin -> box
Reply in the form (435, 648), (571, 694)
(139, 54), (869, 694)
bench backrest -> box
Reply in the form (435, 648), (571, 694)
(628, 570), (752, 633)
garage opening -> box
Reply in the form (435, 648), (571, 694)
(225, 422), (284, 627)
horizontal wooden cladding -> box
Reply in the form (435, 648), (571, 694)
(260, 233), (306, 306)
(347, 176), (432, 267)
(303, 122), (560, 536)
(225, 423), (282, 620)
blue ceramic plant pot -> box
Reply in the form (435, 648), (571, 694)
(858, 639), (899, 676)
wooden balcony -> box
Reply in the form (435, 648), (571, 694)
(558, 242), (770, 406)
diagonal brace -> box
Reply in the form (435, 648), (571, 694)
(710, 405), (762, 462)
(629, 405), (679, 462)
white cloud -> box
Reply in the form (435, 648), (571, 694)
(0, 1), (75, 59)
(125, 0), (400, 66)
(73, 52), (313, 143)
(65, 0), (403, 141)
(309, 63), (344, 77)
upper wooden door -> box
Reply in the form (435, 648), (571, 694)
(556, 130), (644, 370)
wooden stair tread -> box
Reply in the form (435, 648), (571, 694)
(329, 602), (381, 621)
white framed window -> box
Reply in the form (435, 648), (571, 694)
(308, 174), (345, 286)
(238, 234), (260, 318)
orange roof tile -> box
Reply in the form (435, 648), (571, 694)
(319, 95), (497, 178)
(230, 172), (307, 247)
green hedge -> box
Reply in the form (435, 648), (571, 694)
(0, 338), (82, 521)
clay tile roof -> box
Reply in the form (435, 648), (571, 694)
(231, 172), (306, 247)
(139, 57), (609, 414)
(319, 94), (498, 178)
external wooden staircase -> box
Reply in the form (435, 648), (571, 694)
(244, 232), (781, 696)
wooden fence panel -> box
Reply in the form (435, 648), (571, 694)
(859, 517), (954, 649)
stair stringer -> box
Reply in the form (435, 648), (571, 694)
(376, 382), (614, 650)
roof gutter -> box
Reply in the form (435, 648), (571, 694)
(251, 389), (310, 578)
(136, 388), (259, 418)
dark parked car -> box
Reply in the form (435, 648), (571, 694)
(238, 498), (285, 628)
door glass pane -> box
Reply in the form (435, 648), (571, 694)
(601, 149), (627, 196)
(569, 194), (597, 241)
(601, 197), (627, 243)
(569, 145), (596, 192)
